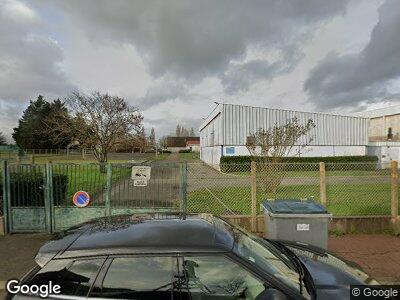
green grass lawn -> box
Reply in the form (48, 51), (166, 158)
(178, 152), (200, 160)
(187, 183), (393, 216)
(52, 164), (131, 204)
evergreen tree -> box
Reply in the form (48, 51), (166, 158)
(12, 95), (72, 149)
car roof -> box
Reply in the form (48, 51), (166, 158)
(36, 214), (236, 264)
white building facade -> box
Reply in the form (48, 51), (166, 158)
(200, 104), (369, 166)
(355, 105), (400, 165)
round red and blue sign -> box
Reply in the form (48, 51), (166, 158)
(72, 191), (91, 208)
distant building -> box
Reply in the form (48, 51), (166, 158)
(356, 105), (400, 164)
(186, 137), (200, 152)
(200, 103), (369, 166)
(166, 136), (200, 152)
(355, 105), (400, 141)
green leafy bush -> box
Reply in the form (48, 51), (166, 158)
(220, 155), (379, 172)
(0, 172), (68, 207)
(178, 149), (192, 153)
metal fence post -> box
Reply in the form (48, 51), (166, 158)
(45, 163), (54, 233)
(319, 162), (327, 207)
(251, 161), (257, 233)
(391, 160), (398, 230)
(180, 162), (188, 219)
(2, 160), (9, 234)
(105, 164), (112, 217)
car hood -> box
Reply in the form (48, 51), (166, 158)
(278, 240), (379, 299)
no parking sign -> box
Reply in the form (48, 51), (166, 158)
(73, 191), (91, 207)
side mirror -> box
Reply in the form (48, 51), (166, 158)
(256, 288), (288, 300)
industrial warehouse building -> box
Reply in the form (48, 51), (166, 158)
(356, 104), (400, 163)
(199, 103), (369, 166)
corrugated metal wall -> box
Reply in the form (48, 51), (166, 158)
(221, 104), (369, 146)
(200, 111), (223, 147)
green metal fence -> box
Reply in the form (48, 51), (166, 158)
(1, 161), (187, 233)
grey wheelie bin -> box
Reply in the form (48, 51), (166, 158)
(262, 199), (332, 249)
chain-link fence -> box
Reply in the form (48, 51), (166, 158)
(187, 163), (252, 215)
(325, 162), (391, 216)
(186, 161), (397, 217)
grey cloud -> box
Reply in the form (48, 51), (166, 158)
(49, 0), (348, 82)
(137, 77), (188, 110)
(222, 48), (303, 94)
(0, 99), (25, 141)
(304, 0), (400, 108)
(0, 0), (74, 103)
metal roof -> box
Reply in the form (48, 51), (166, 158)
(354, 104), (400, 118)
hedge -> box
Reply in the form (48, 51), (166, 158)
(220, 155), (379, 172)
(178, 149), (192, 153)
(0, 172), (68, 207)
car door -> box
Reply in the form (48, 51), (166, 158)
(11, 258), (106, 299)
(89, 255), (178, 300)
(176, 254), (285, 300)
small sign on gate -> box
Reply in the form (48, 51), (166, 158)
(131, 166), (151, 180)
(133, 179), (148, 187)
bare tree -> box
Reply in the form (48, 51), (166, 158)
(148, 127), (156, 147)
(47, 91), (143, 169)
(246, 117), (315, 195)
(133, 127), (147, 152)
(181, 127), (189, 137)
(176, 124), (181, 137)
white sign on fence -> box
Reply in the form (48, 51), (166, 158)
(133, 179), (148, 187)
(131, 166), (151, 180)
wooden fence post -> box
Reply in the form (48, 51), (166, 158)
(251, 161), (257, 232)
(391, 160), (398, 228)
(30, 155), (35, 164)
(180, 162), (188, 219)
(319, 162), (327, 207)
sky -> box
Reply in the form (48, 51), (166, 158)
(0, 0), (400, 143)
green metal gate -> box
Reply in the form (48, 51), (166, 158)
(2, 163), (47, 232)
(1, 161), (187, 233)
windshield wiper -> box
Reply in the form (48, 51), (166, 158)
(266, 240), (316, 298)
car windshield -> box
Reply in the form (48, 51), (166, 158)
(227, 225), (301, 292)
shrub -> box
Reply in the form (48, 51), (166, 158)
(178, 149), (192, 153)
(220, 155), (379, 172)
(0, 172), (68, 207)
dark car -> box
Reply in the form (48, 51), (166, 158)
(7, 214), (378, 300)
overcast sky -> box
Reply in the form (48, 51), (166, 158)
(1, 0), (400, 142)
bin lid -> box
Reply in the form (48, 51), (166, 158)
(262, 199), (328, 214)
